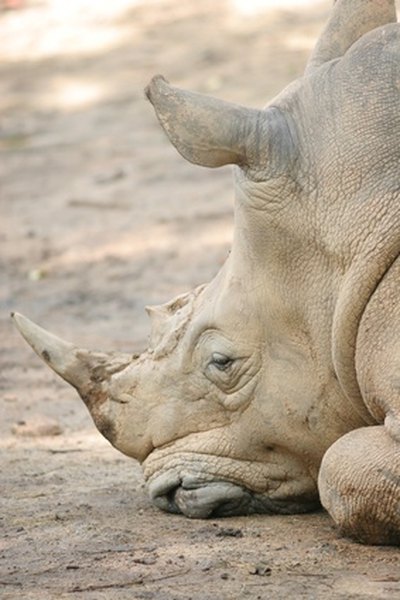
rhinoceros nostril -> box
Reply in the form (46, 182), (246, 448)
(150, 486), (181, 514)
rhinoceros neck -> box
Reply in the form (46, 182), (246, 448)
(231, 197), (400, 425)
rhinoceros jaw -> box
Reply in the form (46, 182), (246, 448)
(12, 312), (93, 391)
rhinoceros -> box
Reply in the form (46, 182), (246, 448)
(13, 0), (400, 546)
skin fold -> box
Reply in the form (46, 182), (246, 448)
(13, 0), (400, 545)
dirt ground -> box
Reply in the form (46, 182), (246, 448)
(1, 1), (400, 598)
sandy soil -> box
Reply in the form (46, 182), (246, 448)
(1, 1), (400, 598)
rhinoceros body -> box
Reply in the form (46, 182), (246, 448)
(14, 0), (400, 545)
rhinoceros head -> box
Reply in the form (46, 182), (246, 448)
(14, 0), (400, 518)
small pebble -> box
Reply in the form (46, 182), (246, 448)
(249, 563), (272, 576)
(28, 268), (47, 281)
(198, 559), (213, 572)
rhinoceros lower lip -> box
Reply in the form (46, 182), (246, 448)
(150, 477), (251, 518)
(148, 473), (319, 518)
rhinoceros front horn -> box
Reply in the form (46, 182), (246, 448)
(11, 312), (131, 405)
(12, 312), (94, 390)
(12, 312), (153, 461)
(145, 75), (295, 173)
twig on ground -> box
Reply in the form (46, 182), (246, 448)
(69, 568), (191, 592)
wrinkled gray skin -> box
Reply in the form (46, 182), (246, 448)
(13, 0), (400, 545)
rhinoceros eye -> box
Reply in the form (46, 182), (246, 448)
(210, 352), (233, 371)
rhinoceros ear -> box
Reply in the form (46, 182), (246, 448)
(145, 75), (273, 169)
(307, 0), (397, 73)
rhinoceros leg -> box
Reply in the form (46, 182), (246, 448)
(307, 0), (397, 73)
(323, 256), (400, 544)
(318, 426), (400, 545)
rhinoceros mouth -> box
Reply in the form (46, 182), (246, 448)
(147, 471), (319, 519)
